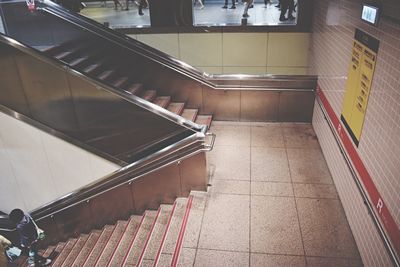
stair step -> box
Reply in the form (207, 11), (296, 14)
(181, 108), (198, 122)
(112, 76), (129, 88)
(95, 220), (128, 266)
(71, 230), (101, 267)
(153, 96), (171, 108)
(61, 234), (89, 266)
(167, 102), (185, 115)
(97, 70), (115, 81)
(42, 245), (56, 258)
(195, 115), (213, 130)
(54, 51), (74, 60)
(51, 238), (78, 267)
(121, 211), (158, 266)
(158, 198), (187, 256)
(69, 56), (90, 68)
(83, 63), (102, 74)
(82, 225), (116, 267)
(141, 205), (174, 263)
(107, 216), (142, 266)
(125, 83), (143, 95)
(39, 44), (58, 54)
(141, 90), (157, 102)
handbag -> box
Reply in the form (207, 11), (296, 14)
(5, 246), (22, 262)
(29, 215), (46, 241)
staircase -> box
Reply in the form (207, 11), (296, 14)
(15, 192), (206, 267)
(39, 39), (213, 130)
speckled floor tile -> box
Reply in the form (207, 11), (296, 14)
(293, 183), (338, 199)
(194, 249), (249, 267)
(210, 179), (250, 195)
(251, 125), (285, 148)
(251, 147), (290, 182)
(296, 198), (360, 258)
(208, 146), (250, 180)
(306, 256), (364, 267)
(182, 192), (207, 248)
(287, 148), (333, 184)
(199, 194), (250, 251)
(209, 125), (251, 147)
(251, 181), (293, 197)
(282, 124), (319, 148)
(250, 253), (306, 267)
(251, 196), (303, 255)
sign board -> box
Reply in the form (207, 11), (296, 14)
(361, 4), (379, 25)
(341, 29), (379, 146)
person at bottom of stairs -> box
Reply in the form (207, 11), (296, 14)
(9, 209), (51, 267)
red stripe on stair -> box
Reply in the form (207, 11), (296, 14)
(136, 208), (162, 267)
(120, 213), (147, 266)
(93, 224), (118, 267)
(171, 195), (194, 267)
(153, 201), (178, 267)
(106, 217), (133, 266)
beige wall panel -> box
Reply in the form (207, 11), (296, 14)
(268, 33), (310, 67)
(136, 33), (180, 58)
(127, 34), (137, 40)
(223, 33), (268, 67)
(267, 66), (308, 75)
(223, 66), (267, 74)
(196, 66), (223, 74)
(179, 33), (223, 67)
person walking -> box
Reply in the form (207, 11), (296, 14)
(222, 0), (235, 9)
(9, 209), (51, 267)
(194, 0), (204, 9)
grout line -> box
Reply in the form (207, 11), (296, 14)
(120, 213), (147, 266)
(106, 217), (132, 266)
(285, 143), (308, 266)
(193, 193), (209, 266)
(249, 125), (252, 266)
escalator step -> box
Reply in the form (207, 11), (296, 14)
(181, 108), (198, 122)
(167, 102), (185, 115)
(153, 96), (171, 108)
(83, 64), (102, 74)
(69, 56), (90, 68)
(112, 77), (129, 88)
(54, 51), (74, 60)
(97, 70), (115, 81)
(126, 83), (143, 95)
(195, 115), (213, 130)
(141, 90), (157, 101)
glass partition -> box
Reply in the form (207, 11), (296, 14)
(193, 0), (297, 26)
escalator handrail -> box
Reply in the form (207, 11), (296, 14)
(37, 0), (317, 91)
(0, 32), (207, 134)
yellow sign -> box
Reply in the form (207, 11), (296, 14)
(341, 29), (379, 146)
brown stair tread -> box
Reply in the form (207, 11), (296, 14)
(141, 90), (157, 101)
(71, 230), (101, 267)
(181, 108), (198, 122)
(97, 70), (115, 81)
(125, 83), (143, 95)
(195, 114), (213, 129)
(153, 96), (171, 108)
(51, 238), (78, 267)
(167, 102), (185, 115)
(83, 225), (116, 267)
(61, 234), (89, 266)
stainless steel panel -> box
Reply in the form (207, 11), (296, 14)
(131, 164), (181, 213)
(89, 183), (135, 228)
(0, 45), (30, 115)
(278, 91), (315, 122)
(179, 152), (207, 195)
(14, 51), (79, 132)
(240, 90), (279, 122)
(203, 88), (240, 121)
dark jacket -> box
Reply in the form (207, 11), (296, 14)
(16, 214), (38, 247)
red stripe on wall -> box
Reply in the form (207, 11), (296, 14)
(317, 85), (400, 257)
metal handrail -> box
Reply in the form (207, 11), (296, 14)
(316, 97), (400, 267)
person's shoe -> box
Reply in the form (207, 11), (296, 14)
(41, 259), (52, 266)
(288, 15), (295, 20)
(139, 11), (144, 15)
(200, 5), (204, 9)
(242, 13), (249, 17)
(222, 5), (228, 8)
(279, 16), (287, 21)
(275, 4), (279, 7)
(249, 4), (253, 8)
(229, 5), (236, 8)
(124, 7), (129, 10)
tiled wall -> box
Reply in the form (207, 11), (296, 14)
(0, 112), (119, 213)
(310, 0), (400, 265)
(129, 32), (310, 75)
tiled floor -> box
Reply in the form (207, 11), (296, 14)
(181, 122), (363, 266)
(80, 1), (297, 28)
